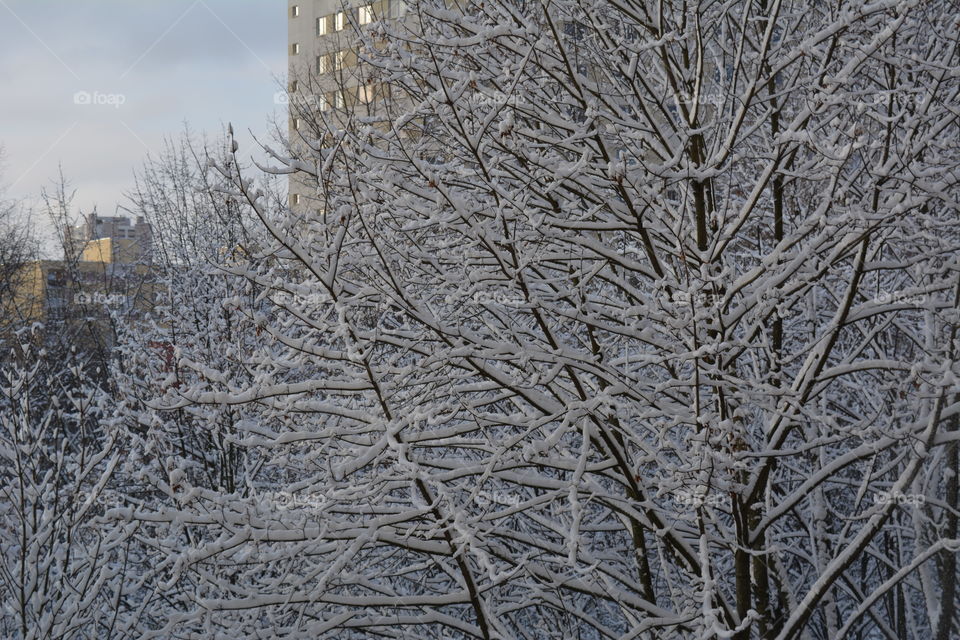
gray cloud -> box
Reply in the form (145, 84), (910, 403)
(0, 0), (286, 227)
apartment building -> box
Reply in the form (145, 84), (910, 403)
(287, 0), (402, 210)
(1, 213), (159, 347)
(67, 213), (153, 263)
(284, 1), (595, 212)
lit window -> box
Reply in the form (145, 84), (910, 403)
(317, 54), (329, 73)
(291, 193), (301, 205)
(335, 11), (347, 30)
(335, 90), (345, 109)
(293, 117), (302, 130)
(334, 50), (345, 71)
(359, 6), (373, 24)
(291, 43), (300, 55)
(317, 16), (328, 35)
(291, 5), (300, 18)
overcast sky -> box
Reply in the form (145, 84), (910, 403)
(0, 0), (286, 233)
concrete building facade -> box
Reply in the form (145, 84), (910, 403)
(67, 213), (153, 263)
(286, 0), (402, 210)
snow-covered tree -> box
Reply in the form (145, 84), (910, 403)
(0, 336), (141, 639)
(118, 1), (959, 638)
(0, 154), (38, 346)
(114, 133), (272, 493)
(104, 135), (294, 634)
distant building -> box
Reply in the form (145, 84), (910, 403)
(67, 213), (153, 263)
(286, 0), (401, 210)
(2, 237), (160, 358)
(3, 260), (157, 325)
(80, 237), (144, 264)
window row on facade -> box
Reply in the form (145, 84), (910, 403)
(291, 84), (389, 127)
(290, 1), (391, 36)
